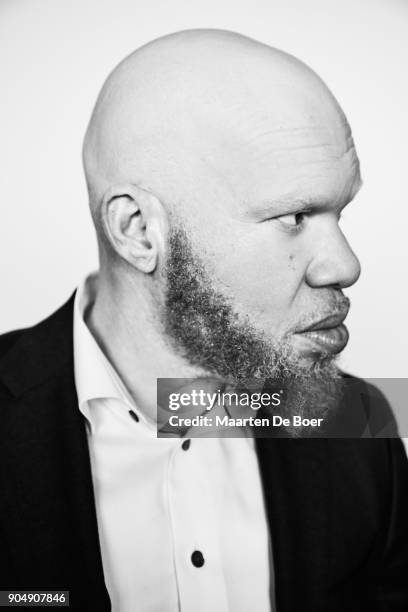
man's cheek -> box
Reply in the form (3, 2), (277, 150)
(288, 253), (297, 271)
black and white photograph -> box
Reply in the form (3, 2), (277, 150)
(1, 0), (408, 610)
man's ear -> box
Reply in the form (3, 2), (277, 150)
(100, 183), (166, 273)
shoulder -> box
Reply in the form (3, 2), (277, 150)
(342, 374), (391, 409)
(0, 328), (26, 358)
(0, 329), (28, 399)
(0, 293), (76, 398)
(334, 373), (399, 438)
(329, 374), (406, 492)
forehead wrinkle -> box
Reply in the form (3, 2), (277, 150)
(254, 129), (354, 154)
(224, 120), (357, 173)
(244, 125), (338, 142)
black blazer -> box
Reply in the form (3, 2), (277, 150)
(0, 295), (407, 611)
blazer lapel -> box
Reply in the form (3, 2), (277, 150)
(256, 437), (329, 612)
(0, 295), (110, 610)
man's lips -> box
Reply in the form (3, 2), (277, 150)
(294, 311), (349, 355)
(301, 312), (348, 332)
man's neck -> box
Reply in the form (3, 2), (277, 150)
(86, 274), (205, 422)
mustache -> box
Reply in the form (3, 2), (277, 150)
(293, 293), (350, 333)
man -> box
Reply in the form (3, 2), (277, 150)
(0, 29), (407, 611)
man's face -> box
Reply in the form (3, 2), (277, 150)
(161, 99), (361, 387)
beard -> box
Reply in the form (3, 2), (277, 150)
(160, 223), (345, 435)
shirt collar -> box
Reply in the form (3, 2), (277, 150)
(73, 272), (138, 429)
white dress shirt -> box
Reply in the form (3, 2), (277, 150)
(73, 273), (273, 612)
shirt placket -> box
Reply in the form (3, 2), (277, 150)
(166, 439), (230, 612)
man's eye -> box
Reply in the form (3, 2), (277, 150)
(278, 212), (305, 227)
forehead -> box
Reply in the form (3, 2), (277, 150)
(194, 97), (361, 215)
(210, 120), (361, 214)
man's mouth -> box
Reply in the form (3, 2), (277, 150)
(294, 312), (349, 356)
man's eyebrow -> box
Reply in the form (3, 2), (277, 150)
(254, 197), (323, 216)
(254, 180), (364, 217)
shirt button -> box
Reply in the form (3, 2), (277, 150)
(182, 439), (191, 451)
(128, 410), (139, 423)
(191, 550), (205, 568)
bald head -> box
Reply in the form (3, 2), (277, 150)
(83, 29), (353, 239)
(85, 29), (362, 395)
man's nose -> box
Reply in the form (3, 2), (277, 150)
(305, 227), (361, 289)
